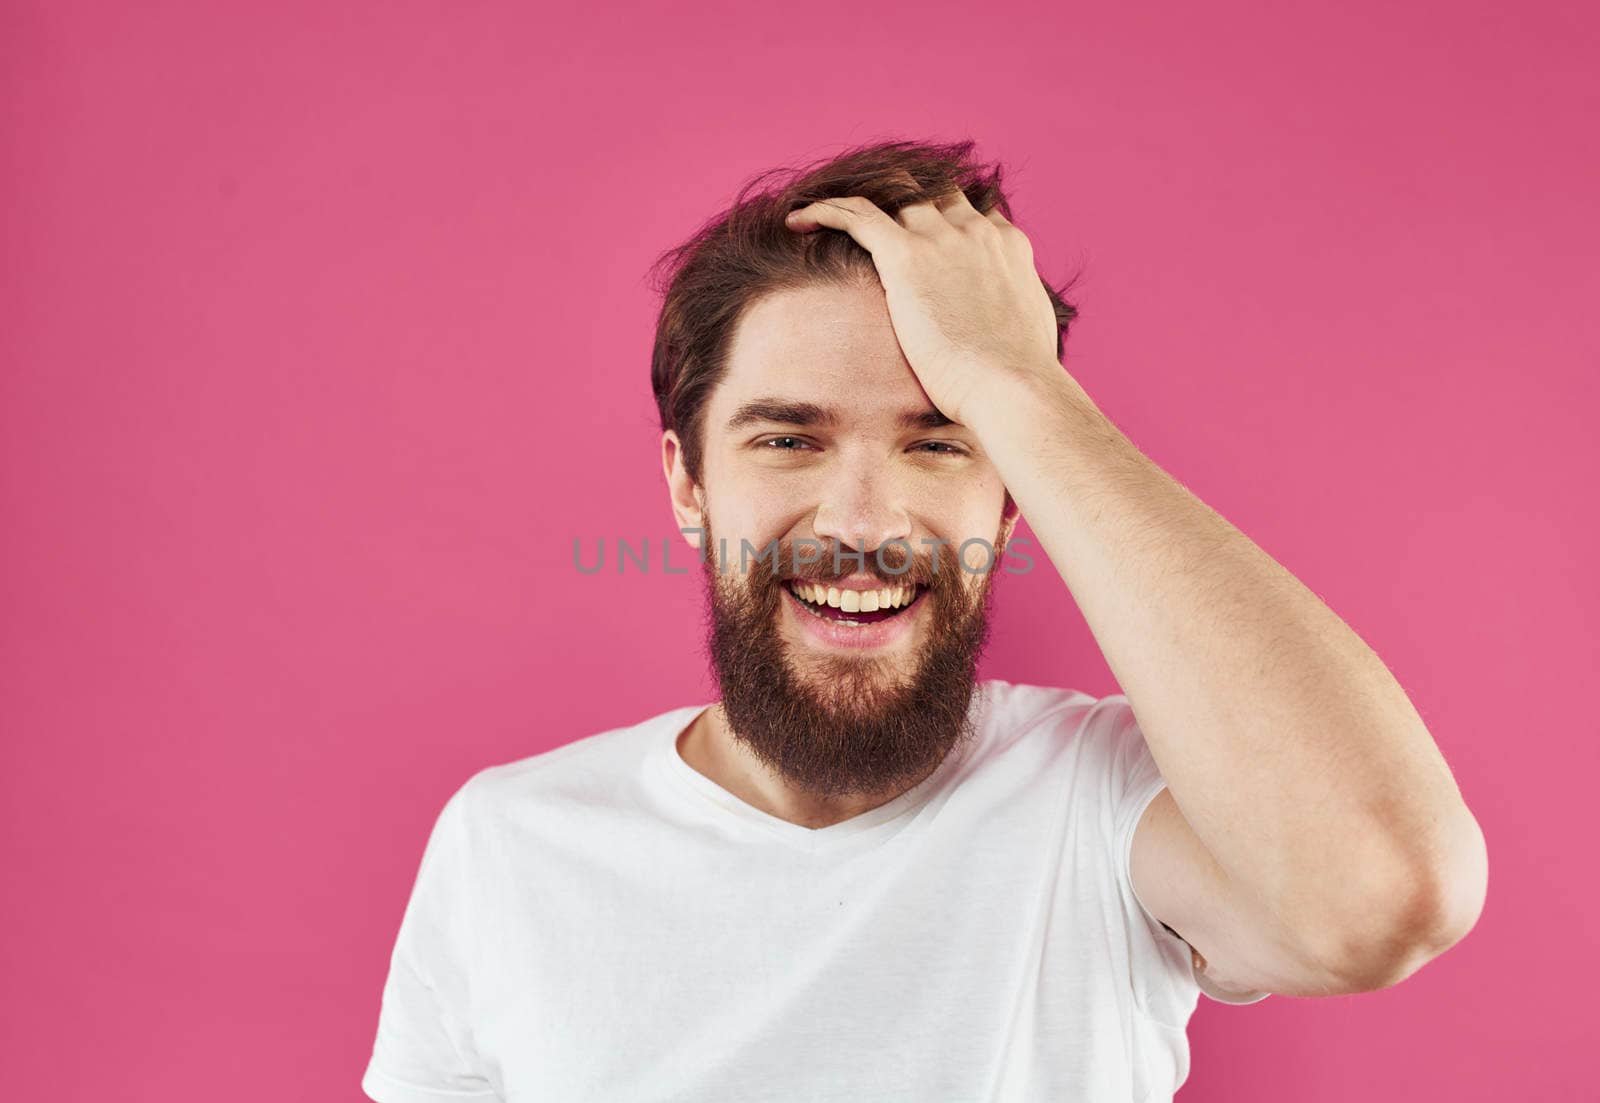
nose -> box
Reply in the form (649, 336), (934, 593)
(810, 464), (913, 565)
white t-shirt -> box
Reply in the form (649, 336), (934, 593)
(362, 679), (1267, 1103)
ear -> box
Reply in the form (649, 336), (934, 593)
(998, 491), (1020, 549)
(662, 430), (707, 553)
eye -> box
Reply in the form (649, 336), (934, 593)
(758, 436), (815, 451)
(913, 441), (967, 455)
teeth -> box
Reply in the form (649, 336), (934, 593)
(790, 581), (920, 611)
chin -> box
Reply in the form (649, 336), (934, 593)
(789, 652), (915, 697)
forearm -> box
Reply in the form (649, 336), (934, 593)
(968, 367), (1486, 945)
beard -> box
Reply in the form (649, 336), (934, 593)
(700, 518), (1006, 800)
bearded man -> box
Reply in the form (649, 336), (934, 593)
(362, 139), (1487, 1103)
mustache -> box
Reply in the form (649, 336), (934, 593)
(777, 566), (937, 589)
(761, 542), (962, 590)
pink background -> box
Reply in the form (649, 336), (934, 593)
(3, 0), (1595, 1098)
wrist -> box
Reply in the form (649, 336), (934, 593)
(964, 360), (1101, 438)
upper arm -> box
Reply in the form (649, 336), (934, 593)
(363, 786), (501, 1102)
(1130, 786), (1345, 1000)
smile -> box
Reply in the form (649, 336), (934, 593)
(784, 579), (926, 626)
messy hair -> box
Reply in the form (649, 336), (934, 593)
(647, 137), (1082, 486)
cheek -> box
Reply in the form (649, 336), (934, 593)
(715, 474), (810, 535)
(929, 508), (1010, 572)
(704, 505), (788, 574)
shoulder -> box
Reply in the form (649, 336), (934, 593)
(970, 681), (1158, 808)
(978, 678), (1135, 752)
(450, 701), (703, 825)
(980, 677), (1090, 728)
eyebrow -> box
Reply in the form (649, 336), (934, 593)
(725, 398), (957, 433)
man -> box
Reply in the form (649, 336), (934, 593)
(362, 139), (1487, 1102)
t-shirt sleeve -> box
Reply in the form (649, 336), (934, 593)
(362, 783), (502, 1103)
(1102, 696), (1271, 1009)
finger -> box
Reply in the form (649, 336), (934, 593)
(893, 194), (949, 236)
(880, 169), (948, 235)
(983, 206), (1024, 239)
(935, 187), (988, 230)
(983, 205), (1034, 255)
(785, 196), (907, 257)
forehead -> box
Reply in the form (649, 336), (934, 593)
(712, 280), (932, 415)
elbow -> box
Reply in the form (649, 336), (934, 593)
(1426, 809), (1490, 952)
(1320, 812), (1490, 994)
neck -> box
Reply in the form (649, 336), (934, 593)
(677, 703), (940, 830)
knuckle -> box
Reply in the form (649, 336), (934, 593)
(996, 222), (1031, 250)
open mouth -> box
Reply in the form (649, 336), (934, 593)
(784, 579), (927, 626)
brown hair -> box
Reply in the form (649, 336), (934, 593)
(647, 137), (1082, 487)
